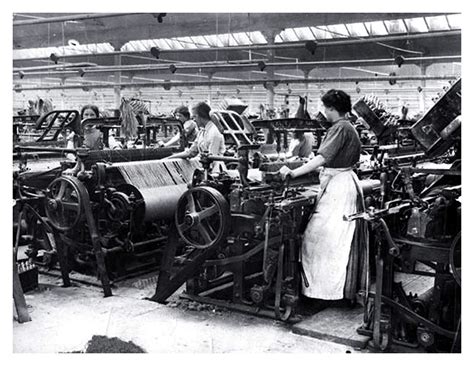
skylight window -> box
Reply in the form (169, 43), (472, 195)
(326, 24), (349, 38)
(248, 31), (267, 44)
(292, 27), (316, 40)
(278, 28), (300, 42)
(188, 36), (208, 47)
(424, 15), (450, 31)
(232, 32), (252, 45)
(155, 39), (172, 50)
(14, 14), (460, 60)
(364, 21), (389, 36)
(13, 43), (114, 59)
(404, 17), (429, 33)
(310, 26), (333, 39)
(177, 37), (199, 48)
(383, 19), (407, 34)
(203, 35), (224, 47)
(216, 34), (231, 46)
(168, 39), (185, 49)
(446, 14), (461, 29)
(345, 23), (369, 37)
(227, 34), (239, 47)
(275, 34), (284, 43)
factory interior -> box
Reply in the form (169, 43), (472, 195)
(9, 9), (467, 356)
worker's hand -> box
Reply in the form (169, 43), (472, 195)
(279, 165), (294, 180)
(157, 140), (165, 147)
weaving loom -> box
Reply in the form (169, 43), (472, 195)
(15, 154), (202, 296)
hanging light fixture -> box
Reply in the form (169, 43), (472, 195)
(394, 55), (405, 68)
(305, 41), (318, 55)
(389, 72), (397, 85)
(153, 13), (167, 23)
(49, 53), (60, 64)
(150, 47), (160, 59)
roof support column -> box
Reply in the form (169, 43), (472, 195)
(262, 31), (277, 110)
(111, 42), (124, 110)
(114, 54), (122, 110)
(418, 64), (427, 112)
(303, 68), (310, 96)
(207, 73), (214, 106)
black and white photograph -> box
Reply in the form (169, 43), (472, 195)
(5, 1), (470, 358)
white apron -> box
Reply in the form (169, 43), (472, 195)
(301, 167), (362, 299)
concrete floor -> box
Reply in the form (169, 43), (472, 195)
(13, 273), (358, 353)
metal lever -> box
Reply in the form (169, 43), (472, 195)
(282, 176), (291, 198)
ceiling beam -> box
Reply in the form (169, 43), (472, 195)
(13, 55), (461, 78)
(14, 75), (458, 92)
(13, 62), (97, 72)
(13, 13), (142, 26)
(13, 30), (460, 63)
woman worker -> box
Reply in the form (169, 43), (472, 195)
(280, 89), (366, 304)
(80, 104), (104, 150)
(159, 106), (198, 147)
(165, 102), (225, 173)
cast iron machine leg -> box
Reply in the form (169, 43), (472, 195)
(150, 186), (230, 303)
(79, 182), (112, 297)
(373, 222), (391, 350)
(372, 218), (399, 351)
(45, 176), (112, 297)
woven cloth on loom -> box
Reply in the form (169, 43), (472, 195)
(114, 159), (200, 188)
(114, 159), (201, 219)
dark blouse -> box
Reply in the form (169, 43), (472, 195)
(292, 132), (315, 158)
(317, 120), (361, 168)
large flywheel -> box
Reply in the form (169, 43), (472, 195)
(175, 186), (230, 249)
(45, 176), (85, 231)
(449, 231), (461, 286)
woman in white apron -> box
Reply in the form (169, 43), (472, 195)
(280, 89), (367, 303)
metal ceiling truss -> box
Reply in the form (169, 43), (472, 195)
(13, 30), (460, 63)
(14, 75), (457, 92)
(13, 55), (461, 79)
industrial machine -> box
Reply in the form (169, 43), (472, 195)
(251, 116), (327, 156)
(13, 114), (40, 144)
(13, 115), (190, 296)
(346, 164), (461, 352)
(150, 148), (321, 320)
(345, 79), (462, 352)
(14, 110), (79, 146)
(13, 107), (264, 296)
(150, 118), (380, 321)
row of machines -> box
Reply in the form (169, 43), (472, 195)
(149, 79), (461, 352)
(13, 80), (461, 352)
(13, 109), (261, 295)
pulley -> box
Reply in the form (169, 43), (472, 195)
(175, 186), (230, 249)
(106, 191), (132, 222)
(45, 176), (85, 231)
